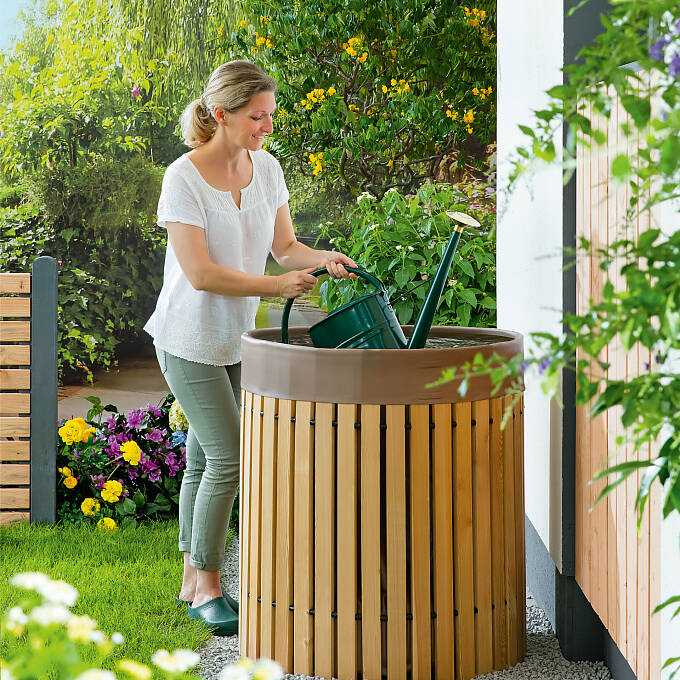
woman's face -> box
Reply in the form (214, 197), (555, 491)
(221, 90), (276, 151)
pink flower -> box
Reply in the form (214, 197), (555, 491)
(131, 85), (141, 99)
(58, 260), (63, 265)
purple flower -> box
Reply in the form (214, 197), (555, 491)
(519, 361), (528, 373)
(650, 36), (670, 61)
(669, 51), (680, 79)
(146, 404), (162, 418)
(538, 357), (551, 374)
(146, 428), (163, 443)
(131, 85), (141, 99)
(128, 468), (139, 481)
(106, 416), (117, 432)
(148, 469), (162, 483)
(91, 474), (106, 490)
(125, 410), (145, 430)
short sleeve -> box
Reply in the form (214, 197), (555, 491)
(272, 155), (290, 208)
(157, 165), (206, 230)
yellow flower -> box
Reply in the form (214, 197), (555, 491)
(390, 49), (397, 57)
(101, 480), (123, 503)
(58, 466), (72, 477)
(97, 517), (117, 531)
(468, 18), (480, 27)
(382, 84), (388, 93)
(463, 109), (474, 124)
(327, 86), (336, 96)
(472, 87), (479, 96)
(217, 25), (223, 36)
(64, 475), (78, 489)
(81, 498), (101, 516)
(348, 104), (359, 112)
(58, 418), (91, 445)
(480, 10), (487, 19)
(463, 6), (471, 16)
(387, 160), (394, 167)
(256, 36), (266, 46)
(466, 124), (473, 134)
(266, 38), (272, 47)
(357, 52), (368, 63)
(391, 78), (397, 86)
(120, 440), (142, 466)
(239, 19), (246, 27)
(118, 660), (152, 680)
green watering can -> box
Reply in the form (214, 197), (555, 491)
(281, 211), (480, 349)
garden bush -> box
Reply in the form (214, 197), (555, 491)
(318, 180), (496, 328)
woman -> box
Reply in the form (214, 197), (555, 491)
(144, 60), (356, 635)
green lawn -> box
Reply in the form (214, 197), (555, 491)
(0, 520), (235, 675)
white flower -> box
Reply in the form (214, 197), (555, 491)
(218, 665), (250, 680)
(6, 607), (27, 625)
(112, 631), (124, 645)
(251, 658), (284, 680)
(29, 603), (72, 626)
(152, 649), (200, 673)
(0, 663), (16, 680)
(38, 579), (78, 607)
(386, 187), (399, 194)
(448, 279), (456, 287)
(368, 223), (378, 230)
(407, 246), (414, 251)
(396, 245), (402, 251)
(67, 614), (98, 642)
(10, 572), (51, 592)
(89, 630), (107, 645)
(74, 671), (116, 680)
(356, 191), (375, 203)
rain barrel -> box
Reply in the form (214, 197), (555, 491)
(238, 325), (525, 680)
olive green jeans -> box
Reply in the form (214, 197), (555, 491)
(156, 347), (241, 571)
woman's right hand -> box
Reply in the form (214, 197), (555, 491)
(277, 268), (318, 298)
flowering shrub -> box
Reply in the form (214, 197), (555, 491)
(56, 396), (188, 529)
(318, 180), (496, 328)
(0, 571), (213, 679)
(217, 0), (495, 198)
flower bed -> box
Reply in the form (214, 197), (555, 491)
(56, 397), (188, 529)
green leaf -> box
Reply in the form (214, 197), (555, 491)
(610, 154), (632, 180)
(621, 94), (650, 128)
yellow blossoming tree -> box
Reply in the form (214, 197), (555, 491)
(220, 0), (496, 198)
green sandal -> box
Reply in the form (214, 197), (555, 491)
(175, 588), (239, 613)
(187, 596), (238, 636)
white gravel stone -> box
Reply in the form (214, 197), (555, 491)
(197, 536), (613, 680)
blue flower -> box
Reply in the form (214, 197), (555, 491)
(650, 36), (670, 61)
(519, 361), (528, 373)
(539, 357), (551, 374)
(172, 430), (187, 447)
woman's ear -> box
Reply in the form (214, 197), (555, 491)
(213, 106), (228, 124)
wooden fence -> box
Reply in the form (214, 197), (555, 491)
(575, 87), (661, 680)
(0, 256), (58, 525)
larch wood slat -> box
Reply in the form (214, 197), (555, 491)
(0, 463), (30, 485)
(432, 403), (455, 680)
(0, 488), (29, 509)
(0, 322), (30, 341)
(0, 274), (30, 294)
(240, 391), (253, 657)
(490, 398), (507, 668)
(0, 369), (30, 389)
(293, 400), (315, 675)
(0, 441), (29, 461)
(248, 393), (263, 659)
(314, 402), (335, 679)
(360, 404), (382, 680)
(0, 346), (30, 366)
(502, 396), (518, 667)
(0, 511), (29, 525)
(259, 397), (278, 658)
(649, 469), (661, 680)
(386, 405), (407, 680)
(0, 417), (30, 437)
(0, 298), (30, 318)
(0, 393), (30, 414)
(275, 398), (295, 672)
(472, 399), (493, 674)
(516, 399), (526, 659)
(409, 404), (431, 680)
(337, 403), (358, 680)
(454, 401), (475, 680)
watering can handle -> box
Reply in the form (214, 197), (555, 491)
(280, 266), (386, 344)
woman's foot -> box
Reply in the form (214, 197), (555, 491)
(187, 596), (238, 636)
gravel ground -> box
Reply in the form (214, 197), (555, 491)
(197, 536), (612, 680)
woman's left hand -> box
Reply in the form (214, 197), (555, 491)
(320, 251), (358, 279)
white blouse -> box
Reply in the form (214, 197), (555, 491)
(144, 149), (289, 366)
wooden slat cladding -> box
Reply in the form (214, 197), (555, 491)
(575, 82), (661, 680)
(0, 393), (30, 414)
(0, 274), (30, 294)
(0, 369), (30, 389)
(0, 346), (30, 366)
(239, 393), (525, 680)
(0, 298), (30, 318)
(0, 321), (30, 342)
(0, 441), (30, 461)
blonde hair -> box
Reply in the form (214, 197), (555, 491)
(180, 61), (277, 148)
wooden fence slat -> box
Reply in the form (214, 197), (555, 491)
(409, 404), (431, 680)
(360, 404), (382, 680)
(0, 369), (30, 389)
(0, 441), (29, 461)
(0, 321), (30, 341)
(0, 346), (30, 366)
(275, 398), (295, 672)
(314, 402), (335, 679)
(472, 399), (494, 673)
(490, 398), (507, 667)
(0, 463), (30, 485)
(0, 274), (30, 294)
(432, 402), (455, 680)
(0, 298), (30, 318)
(0, 417), (30, 437)
(0, 393), (30, 414)
(259, 396), (278, 659)
(293, 400), (315, 675)
(240, 391), (253, 658)
(516, 398), (526, 659)
(0, 488), (29, 509)
(386, 404), (407, 680)
(247, 393), (263, 659)
(0, 511), (29, 525)
(337, 403), (358, 680)
(453, 401), (475, 680)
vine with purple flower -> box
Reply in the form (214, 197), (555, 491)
(56, 394), (189, 528)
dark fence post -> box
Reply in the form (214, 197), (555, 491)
(30, 256), (58, 523)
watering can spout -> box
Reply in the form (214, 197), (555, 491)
(406, 211), (479, 349)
